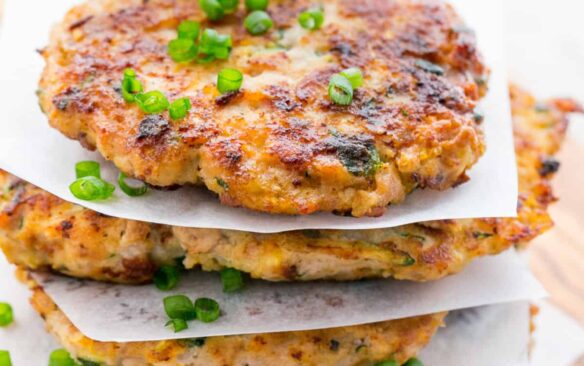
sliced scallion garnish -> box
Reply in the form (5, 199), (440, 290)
(163, 295), (196, 321)
(0, 303), (13, 327)
(298, 8), (324, 30)
(169, 98), (192, 120)
(328, 74), (353, 105)
(217, 68), (243, 94)
(194, 297), (221, 323)
(339, 67), (363, 89)
(135, 91), (170, 114)
(245, 0), (268, 11)
(75, 161), (101, 179)
(244, 10), (274, 35)
(69, 176), (115, 201)
(220, 268), (245, 293)
(117, 172), (148, 197)
(48, 349), (76, 366)
(154, 265), (181, 291)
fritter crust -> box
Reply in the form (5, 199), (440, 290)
(25, 273), (445, 366)
(38, 0), (488, 216)
(1, 86), (579, 283)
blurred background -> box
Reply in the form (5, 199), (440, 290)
(505, 1), (584, 365)
(0, 0), (582, 364)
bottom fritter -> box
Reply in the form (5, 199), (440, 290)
(0, 86), (581, 284)
(22, 272), (445, 366)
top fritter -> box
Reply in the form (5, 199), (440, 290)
(38, 0), (488, 216)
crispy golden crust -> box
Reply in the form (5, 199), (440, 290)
(25, 275), (444, 366)
(38, 0), (487, 216)
(1, 86), (579, 283)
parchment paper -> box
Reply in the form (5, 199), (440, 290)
(32, 250), (545, 342)
(419, 302), (531, 366)
(0, 252), (535, 365)
(0, 0), (518, 233)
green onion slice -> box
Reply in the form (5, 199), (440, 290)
(121, 69), (143, 103)
(219, 0), (240, 13)
(340, 67), (363, 88)
(199, 29), (233, 61)
(168, 38), (198, 63)
(328, 74), (354, 105)
(154, 265), (181, 291)
(169, 97), (192, 120)
(163, 295), (196, 320)
(0, 351), (11, 366)
(403, 358), (424, 366)
(117, 172), (148, 197)
(194, 297), (221, 323)
(69, 176), (115, 201)
(200, 0), (225, 21)
(220, 268), (245, 293)
(298, 8), (324, 30)
(217, 68), (243, 94)
(0, 303), (13, 327)
(166, 318), (188, 333)
(49, 349), (77, 366)
(135, 91), (170, 114)
(178, 20), (201, 40)
(244, 10), (274, 35)
(75, 161), (101, 179)
(245, 0), (268, 11)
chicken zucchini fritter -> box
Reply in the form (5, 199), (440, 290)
(24, 273), (445, 366)
(38, 0), (488, 216)
(1, 86), (579, 283)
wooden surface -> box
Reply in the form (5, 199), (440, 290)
(529, 138), (584, 325)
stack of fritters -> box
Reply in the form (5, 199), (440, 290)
(0, 0), (580, 364)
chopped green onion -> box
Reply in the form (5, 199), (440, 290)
(75, 161), (101, 179)
(328, 74), (353, 105)
(178, 20), (201, 40)
(298, 8), (324, 30)
(135, 91), (170, 114)
(199, 0), (225, 21)
(199, 29), (232, 61)
(168, 38), (198, 63)
(166, 318), (188, 333)
(245, 0), (268, 11)
(0, 303), (13, 327)
(163, 295), (196, 320)
(154, 265), (181, 291)
(403, 358), (424, 366)
(374, 360), (398, 366)
(194, 298), (221, 322)
(169, 98), (192, 120)
(414, 59), (444, 76)
(49, 349), (76, 366)
(121, 69), (143, 103)
(340, 67), (363, 88)
(217, 68), (243, 94)
(0, 351), (11, 366)
(69, 176), (115, 201)
(219, 0), (240, 13)
(244, 10), (274, 35)
(117, 172), (148, 197)
(220, 268), (245, 293)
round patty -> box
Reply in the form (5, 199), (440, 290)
(24, 274), (445, 366)
(2, 86), (579, 283)
(38, 0), (487, 216)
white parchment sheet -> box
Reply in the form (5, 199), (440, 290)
(0, 0), (517, 233)
(31, 250), (545, 343)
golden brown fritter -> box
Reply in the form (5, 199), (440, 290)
(24, 272), (445, 366)
(38, 0), (488, 216)
(1, 86), (579, 283)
